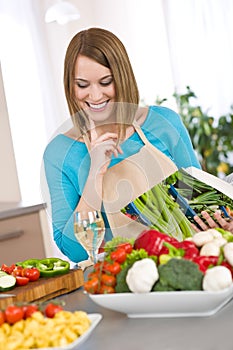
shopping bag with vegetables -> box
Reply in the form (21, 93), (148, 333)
(102, 120), (233, 239)
(120, 166), (233, 241)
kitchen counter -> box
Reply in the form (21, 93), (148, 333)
(59, 280), (233, 350)
(0, 201), (48, 264)
(0, 201), (45, 220)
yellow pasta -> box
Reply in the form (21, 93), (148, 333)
(0, 310), (91, 350)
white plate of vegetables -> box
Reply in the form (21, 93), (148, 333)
(88, 285), (233, 318)
(85, 231), (233, 318)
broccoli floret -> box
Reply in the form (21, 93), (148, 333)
(115, 264), (132, 293)
(152, 258), (203, 291)
(153, 281), (176, 291)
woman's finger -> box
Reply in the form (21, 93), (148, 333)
(117, 144), (123, 154)
(193, 215), (208, 231)
(214, 211), (231, 230)
(94, 132), (118, 143)
(190, 222), (200, 232)
(200, 210), (218, 228)
(98, 140), (122, 158)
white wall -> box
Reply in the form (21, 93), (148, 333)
(0, 63), (21, 202)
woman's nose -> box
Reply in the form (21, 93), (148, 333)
(88, 84), (103, 101)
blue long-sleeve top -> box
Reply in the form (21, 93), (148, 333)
(43, 106), (201, 262)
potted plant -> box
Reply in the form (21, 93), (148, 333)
(156, 86), (233, 177)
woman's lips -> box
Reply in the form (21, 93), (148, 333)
(87, 101), (109, 111)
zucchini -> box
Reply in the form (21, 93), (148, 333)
(0, 273), (16, 292)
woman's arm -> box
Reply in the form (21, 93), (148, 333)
(43, 132), (122, 263)
(172, 113), (201, 169)
(43, 153), (89, 263)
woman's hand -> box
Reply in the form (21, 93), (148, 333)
(77, 132), (123, 211)
(89, 132), (123, 176)
(192, 210), (233, 233)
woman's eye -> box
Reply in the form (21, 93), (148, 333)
(76, 82), (88, 88)
(100, 78), (113, 86)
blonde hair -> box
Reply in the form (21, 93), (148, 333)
(63, 27), (139, 140)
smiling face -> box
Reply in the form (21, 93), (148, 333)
(74, 55), (116, 125)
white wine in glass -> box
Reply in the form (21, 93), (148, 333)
(74, 210), (105, 264)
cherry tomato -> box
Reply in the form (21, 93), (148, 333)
(93, 261), (104, 272)
(5, 305), (24, 324)
(0, 310), (5, 326)
(83, 277), (99, 294)
(98, 284), (115, 294)
(44, 303), (63, 318)
(15, 276), (30, 286)
(101, 274), (116, 287)
(87, 271), (100, 280)
(22, 304), (39, 319)
(103, 261), (121, 275)
(118, 242), (133, 254)
(110, 248), (127, 263)
(24, 268), (40, 281)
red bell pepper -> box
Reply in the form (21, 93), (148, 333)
(159, 240), (199, 260)
(192, 255), (219, 273)
(134, 229), (178, 256)
(172, 241), (200, 260)
(159, 242), (185, 264)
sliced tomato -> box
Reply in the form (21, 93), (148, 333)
(5, 305), (24, 324)
(24, 268), (40, 281)
(15, 276), (29, 286)
(12, 266), (25, 277)
(1, 264), (16, 274)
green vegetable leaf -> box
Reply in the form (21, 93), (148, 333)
(104, 236), (135, 253)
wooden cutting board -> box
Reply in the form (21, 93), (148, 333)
(0, 268), (84, 309)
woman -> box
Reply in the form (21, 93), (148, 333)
(43, 27), (204, 263)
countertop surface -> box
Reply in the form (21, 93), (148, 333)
(0, 201), (46, 220)
(58, 277), (233, 350)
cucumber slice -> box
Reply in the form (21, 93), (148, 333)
(0, 271), (7, 276)
(0, 274), (16, 292)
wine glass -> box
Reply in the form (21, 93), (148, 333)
(74, 210), (105, 264)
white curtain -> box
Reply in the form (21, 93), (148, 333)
(162, 0), (233, 117)
(0, 0), (64, 202)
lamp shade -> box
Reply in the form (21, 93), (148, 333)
(45, 1), (80, 25)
